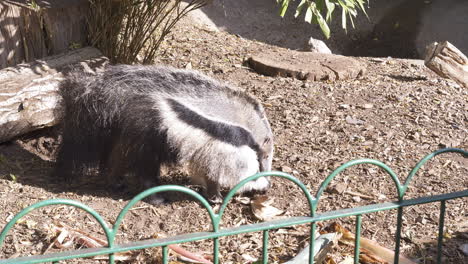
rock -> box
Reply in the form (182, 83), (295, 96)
(416, 216), (427, 225)
(439, 138), (461, 148)
(460, 244), (468, 256)
(361, 103), (374, 109)
(339, 104), (350, 109)
(281, 165), (293, 173)
(326, 183), (347, 194)
(305, 37), (332, 54)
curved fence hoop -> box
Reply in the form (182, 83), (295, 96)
(0, 199), (113, 248)
(402, 148), (468, 195)
(217, 172), (316, 221)
(315, 159), (403, 204)
(112, 185), (217, 235)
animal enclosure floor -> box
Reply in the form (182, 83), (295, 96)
(0, 16), (467, 264)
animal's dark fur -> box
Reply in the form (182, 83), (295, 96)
(55, 65), (274, 204)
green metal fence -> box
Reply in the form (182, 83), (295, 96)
(0, 148), (466, 264)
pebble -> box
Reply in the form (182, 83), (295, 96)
(460, 244), (468, 256)
(281, 166), (293, 173)
(326, 183), (347, 194)
(416, 216), (427, 224)
(339, 104), (350, 109)
(377, 194), (387, 200)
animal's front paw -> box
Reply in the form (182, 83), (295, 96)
(207, 194), (223, 204)
(144, 194), (168, 205)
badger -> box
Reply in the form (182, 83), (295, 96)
(55, 64), (274, 204)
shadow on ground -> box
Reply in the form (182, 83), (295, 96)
(189, 0), (468, 59)
(189, 0), (411, 57)
(0, 128), (200, 204)
(407, 231), (468, 263)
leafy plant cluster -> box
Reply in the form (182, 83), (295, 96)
(276, 0), (369, 38)
(87, 0), (209, 64)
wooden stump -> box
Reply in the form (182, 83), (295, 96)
(0, 47), (107, 144)
(424, 41), (468, 88)
(0, 0), (89, 69)
(248, 49), (366, 81)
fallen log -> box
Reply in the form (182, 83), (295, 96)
(0, 47), (108, 143)
(424, 41), (468, 88)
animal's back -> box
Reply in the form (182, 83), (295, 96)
(85, 65), (265, 133)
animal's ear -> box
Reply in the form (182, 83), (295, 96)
(262, 137), (271, 146)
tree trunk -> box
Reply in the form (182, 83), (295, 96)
(0, 47), (108, 143)
(424, 41), (468, 88)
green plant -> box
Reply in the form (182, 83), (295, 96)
(276, 0), (369, 39)
(26, 0), (41, 12)
(87, 0), (210, 64)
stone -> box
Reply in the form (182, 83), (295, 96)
(305, 37), (332, 54)
(460, 244), (468, 256)
(281, 166), (293, 173)
(326, 183), (347, 194)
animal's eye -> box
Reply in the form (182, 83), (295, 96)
(263, 137), (270, 145)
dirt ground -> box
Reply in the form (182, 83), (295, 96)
(0, 11), (467, 264)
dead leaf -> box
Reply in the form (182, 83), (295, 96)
(338, 256), (354, 264)
(345, 115), (365, 125)
(241, 253), (258, 262)
(45, 223), (135, 261)
(359, 252), (388, 263)
(251, 195), (285, 221)
(327, 223), (416, 264)
(345, 190), (374, 200)
(169, 244), (213, 264)
(20, 219), (38, 229)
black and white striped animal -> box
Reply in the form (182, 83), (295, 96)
(55, 65), (274, 204)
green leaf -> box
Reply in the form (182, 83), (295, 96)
(279, 0), (290, 17)
(356, 0), (369, 17)
(9, 174), (17, 182)
(311, 4), (331, 38)
(356, 0), (369, 19)
(341, 4), (347, 31)
(304, 5), (314, 24)
(348, 11), (356, 28)
(325, 0), (336, 22)
(295, 0), (308, 18)
(277, 0), (369, 38)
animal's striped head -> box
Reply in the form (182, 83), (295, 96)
(246, 101), (274, 174)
